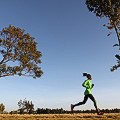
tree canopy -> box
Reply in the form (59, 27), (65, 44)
(0, 25), (43, 78)
(18, 98), (34, 114)
(85, 0), (120, 71)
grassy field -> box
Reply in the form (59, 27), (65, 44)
(0, 113), (120, 120)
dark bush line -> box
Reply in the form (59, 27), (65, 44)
(9, 107), (120, 114)
(35, 108), (120, 114)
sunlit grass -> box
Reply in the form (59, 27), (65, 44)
(0, 113), (120, 120)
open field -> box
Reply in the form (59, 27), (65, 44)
(0, 113), (120, 120)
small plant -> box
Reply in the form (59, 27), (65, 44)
(0, 103), (5, 113)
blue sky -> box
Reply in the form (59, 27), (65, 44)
(0, 0), (120, 112)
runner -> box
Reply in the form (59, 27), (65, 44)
(71, 73), (103, 115)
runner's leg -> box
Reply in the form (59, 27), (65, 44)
(88, 94), (99, 113)
(73, 95), (88, 108)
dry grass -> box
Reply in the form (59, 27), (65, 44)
(0, 113), (120, 120)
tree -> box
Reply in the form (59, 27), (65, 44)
(0, 25), (43, 78)
(85, 0), (120, 71)
(0, 103), (5, 113)
(18, 98), (34, 114)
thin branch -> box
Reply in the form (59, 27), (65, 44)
(2, 58), (13, 64)
(113, 23), (120, 49)
(0, 58), (5, 64)
(0, 73), (14, 78)
(0, 73), (34, 78)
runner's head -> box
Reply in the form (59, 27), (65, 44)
(87, 74), (92, 80)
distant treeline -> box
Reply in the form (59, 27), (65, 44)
(10, 108), (120, 114)
(8, 99), (120, 114)
(35, 108), (120, 114)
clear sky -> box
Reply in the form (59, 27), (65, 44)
(0, 0), (120, 112)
